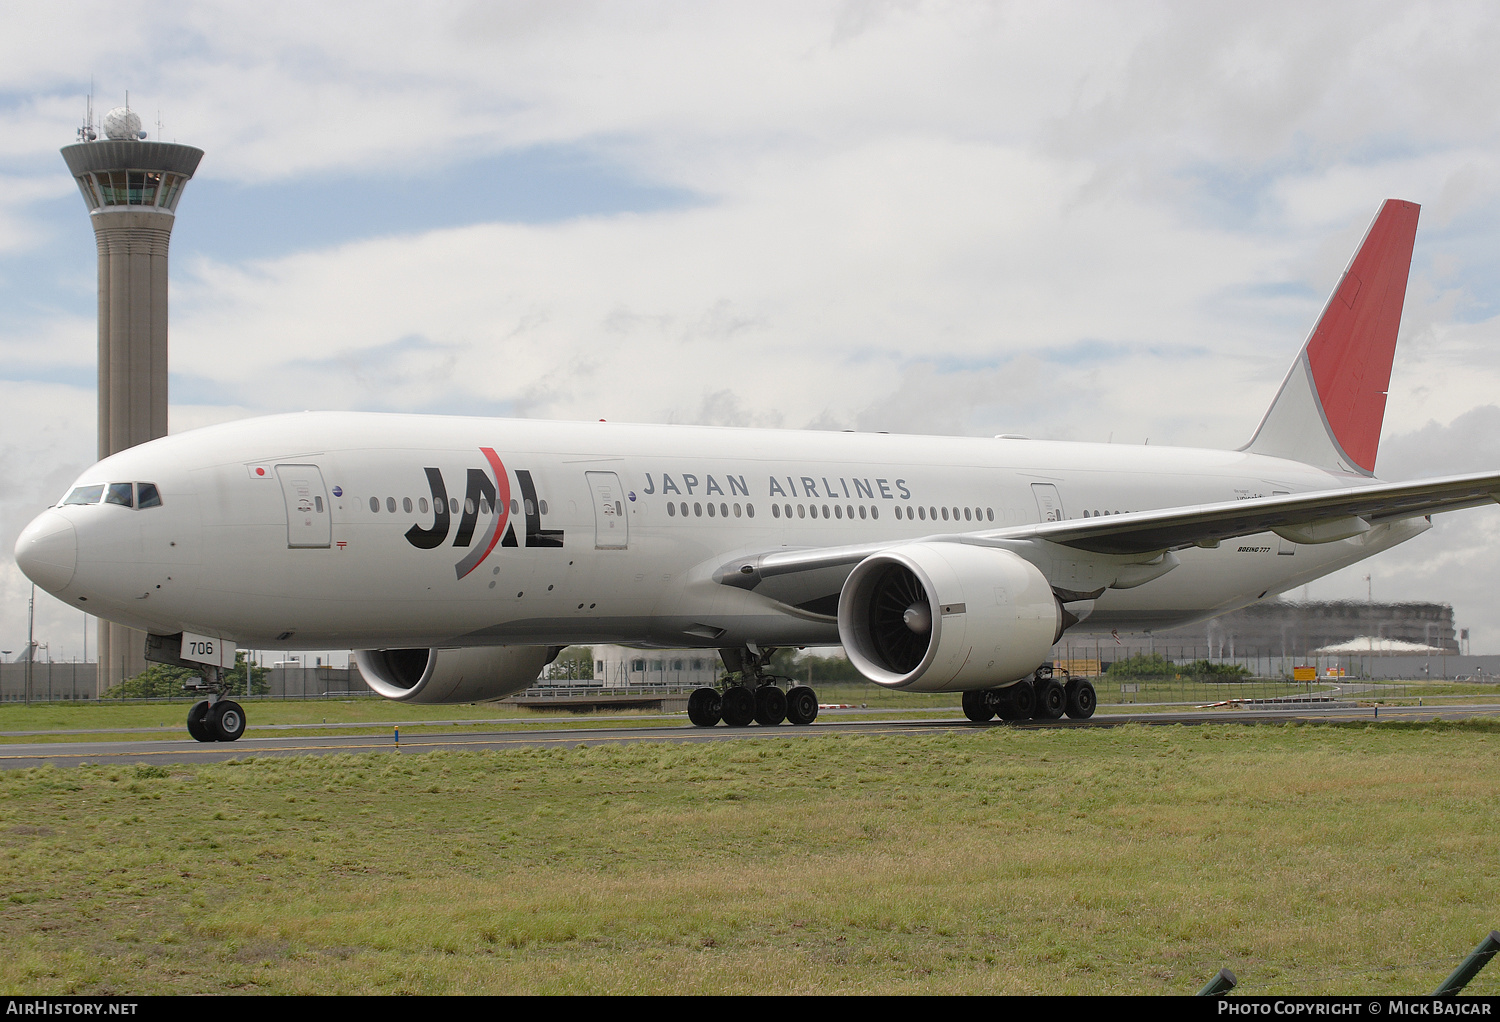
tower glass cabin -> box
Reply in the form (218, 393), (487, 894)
(60, 128), (204, 694)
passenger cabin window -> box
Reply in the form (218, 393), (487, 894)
(63, 484), (105, 506)
(105, 483), (134, 508)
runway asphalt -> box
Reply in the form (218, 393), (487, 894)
(1, 701), (1494, 769)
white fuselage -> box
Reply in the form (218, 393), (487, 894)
(29, 412), (1425, 652)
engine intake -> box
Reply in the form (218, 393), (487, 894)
(354, 645), (557, 703)
(838, 543), (1059, 691)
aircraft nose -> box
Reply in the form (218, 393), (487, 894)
(15, 511), (77, 593)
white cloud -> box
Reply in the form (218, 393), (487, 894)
(0, 382), (97, 663)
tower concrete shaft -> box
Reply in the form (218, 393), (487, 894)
(61, 137), (203, 694)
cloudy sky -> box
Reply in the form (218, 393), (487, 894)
(4, 0), (1500, 661)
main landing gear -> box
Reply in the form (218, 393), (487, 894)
(961, 666), (1097, 724)
(687, 646), (820, 729)
(184, 665), (248, 743)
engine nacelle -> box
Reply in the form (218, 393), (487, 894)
(837, 543), (1059, 692)
(353, 645), (557, 703)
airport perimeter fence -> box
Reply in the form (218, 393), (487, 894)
(3, 650), (1498, 706)
(0, 660), (96, 702)
(0, 662), (377, 704)
(1053, 642), (1500, 708)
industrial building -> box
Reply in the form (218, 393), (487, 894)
(1138, 600), (1460, 658)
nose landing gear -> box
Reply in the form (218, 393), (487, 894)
(183, 665), (248, 743)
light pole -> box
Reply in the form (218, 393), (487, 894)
(26, 584), (36, 705)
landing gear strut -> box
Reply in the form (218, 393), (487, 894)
(963, 666), (1096, 725)
(685, 646), (820, 728)
(183, 665), (247, 743)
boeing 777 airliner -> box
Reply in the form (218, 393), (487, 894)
(16, 199), (1499, 741)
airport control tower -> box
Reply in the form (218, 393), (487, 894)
(61, 104), (203, 694)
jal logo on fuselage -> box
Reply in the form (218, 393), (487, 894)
(404, 447), (563, 579)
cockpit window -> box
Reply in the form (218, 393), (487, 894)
(137, 483), (162, 509)
(105, 483), (134, 508)
(63, 484), (105, 506)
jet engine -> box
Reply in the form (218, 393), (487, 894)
(837, 543), (1059, 691)
(353, 645), (558, 703)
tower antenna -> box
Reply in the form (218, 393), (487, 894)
(78, 78), (96, 142)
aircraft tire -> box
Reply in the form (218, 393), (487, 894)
(687, 687), (722, 727)
(721, 686), (756, 727)
(1035, 679), (1067, 720)
(753, 685), (787, 726)
(208, 700), (247, 742)
(186, 700), (213, 743)
(1001, 681), (1037, 720)
(786, 686), (819, 725)
(961, 689), (995, 722)
(1065, 680), (1097, 719)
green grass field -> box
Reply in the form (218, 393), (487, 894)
(0, 694), (963, 745)
(0, 699), (681, 742)
(1, 720), (1497, 995)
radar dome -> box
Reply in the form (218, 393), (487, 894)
(102, 107), (143, 140)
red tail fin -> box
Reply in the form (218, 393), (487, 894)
(1246, 199), (1420, 475)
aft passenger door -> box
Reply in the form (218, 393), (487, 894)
(585, 471), (628, 549)
(276, 464), (332, 548)
(1032, 483), (1066, 523)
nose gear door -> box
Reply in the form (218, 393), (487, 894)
(276, 464), (332, 548)
(585, 471), (628, 549)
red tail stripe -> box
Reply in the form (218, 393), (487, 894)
(1305, 199), (1420, 473)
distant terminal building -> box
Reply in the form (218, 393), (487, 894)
(531, 646), (721, 689)
(60, 102), (203, 694)
(1139, 601), (1459, 658)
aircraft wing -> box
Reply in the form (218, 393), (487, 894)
(1019, 470), (1500, 555)
(715, 471), (1500, 609)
